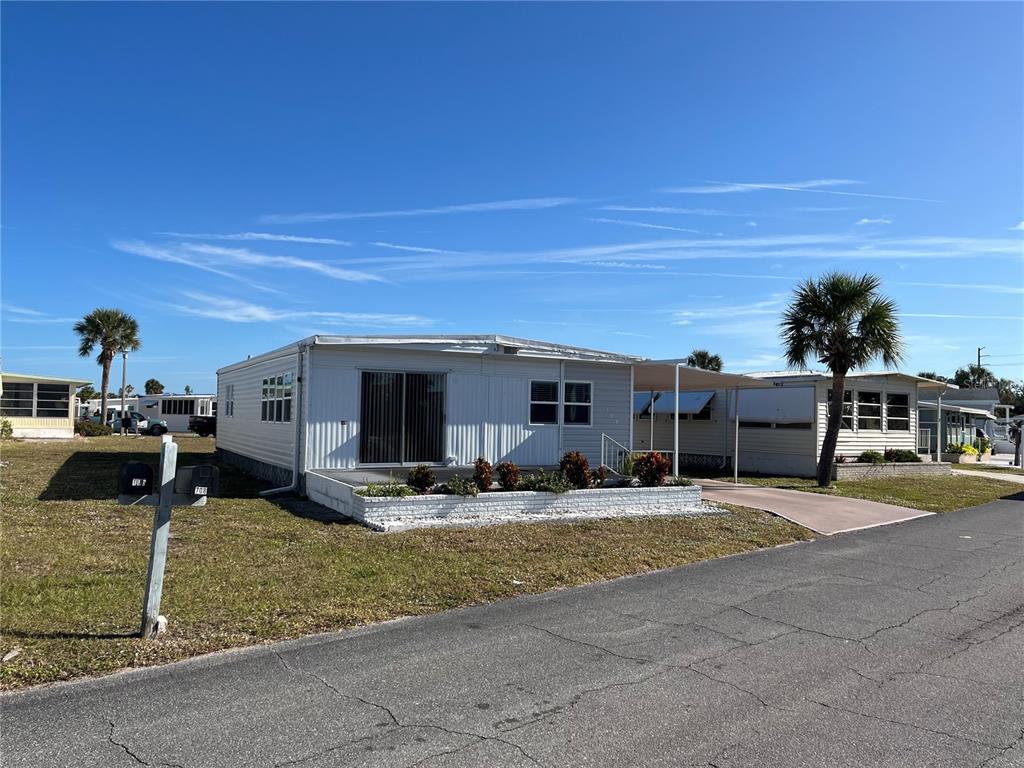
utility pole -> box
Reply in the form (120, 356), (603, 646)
(977, 346), (986, 368)
(120, 350), (128, 435)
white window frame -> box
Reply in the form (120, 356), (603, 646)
(161, 398), (196, 416)
(223, 383), (235, 417)
(528, 380), (559, 426)
(260, 371), (293, 423)
(856, 390), (882, 431)
(828, 388), (854, 430)
(562, 380), (593, 427)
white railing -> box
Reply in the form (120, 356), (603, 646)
(600, 433), (633, 475)
(917, 428), (931, 454)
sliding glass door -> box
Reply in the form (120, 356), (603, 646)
(359, 371), (446, 464)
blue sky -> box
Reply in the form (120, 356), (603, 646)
(3, 2), (1022, 393)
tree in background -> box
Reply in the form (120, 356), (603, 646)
(73, 308), (141, 429)
(76, 384), (98, 403)
(998, 379), (1024, 415)
(184, 385), (193, 396)
(118, 384), (135, 397)
(917, 371), (949, 383)
(685, 349), (724, 372)
(144, 378), (164, 394)
(781, 273), (903, 487)
(952, 364), (997, 389)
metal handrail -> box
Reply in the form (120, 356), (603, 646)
(600, 433), (633, 474)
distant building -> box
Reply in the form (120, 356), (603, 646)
(0, 372), (90, 438)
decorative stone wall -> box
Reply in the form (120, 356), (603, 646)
(304, 473), (710, 532)
(833, 462), (951, 480)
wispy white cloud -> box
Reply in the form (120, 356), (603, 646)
(260, 197), (578, 224)
(670, 295), (787, 325)
(725, 352), (786, 370)
(112, 240), (380, 283)
(901, 312), (1024, 321)
(589, 261), (667, 269)
(599, 205), (739, 216)
(745, 221), (758, 227)
(661, 179), (939, 203)
(856, 217), (892, 226)
(792, 206), (859, 212)
(172, 292), (433, 326)
(1010, 220), (1024, 231)
(156, 232), (352, 245)
(894, 280), (1024, 295)
(587, 217), (701, 234)
(3, 304), (77, 324)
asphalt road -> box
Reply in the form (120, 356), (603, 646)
(4, 497), (1023, 768)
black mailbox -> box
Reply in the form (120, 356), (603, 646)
(174, 465), (219, 498)
(118, 462), (154, 496)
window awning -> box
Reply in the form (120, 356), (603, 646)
(635, 390), (715, 415)
(919, 401), (995, 419)
(735, 386), (815, 423)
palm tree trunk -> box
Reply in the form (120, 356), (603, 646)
(99, 351), (112, 431)
(816, 370), (848, 487)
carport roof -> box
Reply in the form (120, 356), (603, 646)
(632, 360), (770, 392)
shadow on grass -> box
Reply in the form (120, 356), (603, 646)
(265, 494), (360, 527)
(39, 449), (271, 501)
(2, 629), (140, 641)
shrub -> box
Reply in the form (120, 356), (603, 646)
(74, 420), (112, 437)
(0, 419), (12, 440)
(883, 448), (921, 463)
(559, 450), (591, 489)
(632, 451), (671, 487)
(472, 456), (493, 492)
(406, 464), (436, 493)
(974, 436), (992, 454)
(495, 461), (520, 491)
(358, 482), (416, 498)
(857, 450), (886, 464)
(439, 473), (479, 497)
(594, 465), (609, 487)
(665, 475), (694, 486)
(946, 443), (978, 456)
(519, 469), (573, 494)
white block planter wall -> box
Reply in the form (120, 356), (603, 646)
(305, 473), (710, 531)
(833, 462), (952, 480)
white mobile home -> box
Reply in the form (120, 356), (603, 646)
(215, 335), (761, 489)
(0, 372), (90, 438)
(136, 393), (216, 433)
(633, 371), (946, 477)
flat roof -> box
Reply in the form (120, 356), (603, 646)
(218, 334), (644, 374)
(747, 370), (950, 387)
(0, 372), (91, 386)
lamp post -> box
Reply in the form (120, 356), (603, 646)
(120, 349), (128, 435)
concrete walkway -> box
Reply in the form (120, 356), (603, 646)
(697, 479), (933, 535)
(951, 468), (1024, 484)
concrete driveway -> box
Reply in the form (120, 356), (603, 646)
(3, 497), (1022, 768)
(698, 478), (934, 535)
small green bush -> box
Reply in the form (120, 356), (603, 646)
(74, 421), (112, 437)
(594, 465), (609, 487)
(439, 474), (479, 497)
(495, 461), (520, 491)
(519, 469), (573, 494)
(857, 450), (886, 464)
(621, 452), (636, 476)
(974, 437), (992, 454)
(0, 419), (12, 440)
(559, 450), (591, 489)
(883, 448), (921, 463)
(358, 482), (416, 498)
(472, 457), (493, 492)
(946, 443), (978, 456)
(406, 464), (436, 494)
(632, 451), (671, 487)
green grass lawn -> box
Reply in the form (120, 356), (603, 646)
(718, 473), (1023, 513)
(0, 436), (813, 690)
(953, 463), (1024, 477)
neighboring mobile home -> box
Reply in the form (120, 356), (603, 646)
(83, 392), (217, 432)
(633, 371), (947, 477)
(215, 335), (761, 489)
(0, 372), (90, 438)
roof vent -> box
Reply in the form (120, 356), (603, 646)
(501, 345), (521, 355)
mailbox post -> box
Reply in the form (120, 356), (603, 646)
(118, 434), (218, 638)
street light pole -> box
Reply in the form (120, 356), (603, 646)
(120, 349), (128, 435)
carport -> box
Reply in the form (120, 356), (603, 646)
(632, 361), (771, 481)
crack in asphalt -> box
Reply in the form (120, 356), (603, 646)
(271, 649), (546, 768)
(106, 721), (185, 768)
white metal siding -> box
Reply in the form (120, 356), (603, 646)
(819, 379), (919, 458)
(216, 350), (299, 470)
(304, 347), (628, 469)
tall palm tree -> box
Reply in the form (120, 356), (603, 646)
(780, 273), (903, 487)
(686, 349), (724, 372)
(73, 309), (141, 429)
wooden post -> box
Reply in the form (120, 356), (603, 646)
(140, 434), (176, 638)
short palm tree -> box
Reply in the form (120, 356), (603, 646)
(780, 273), (903, 487)
(685, 349), (723, 372)
(73, 309), (141, 428)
